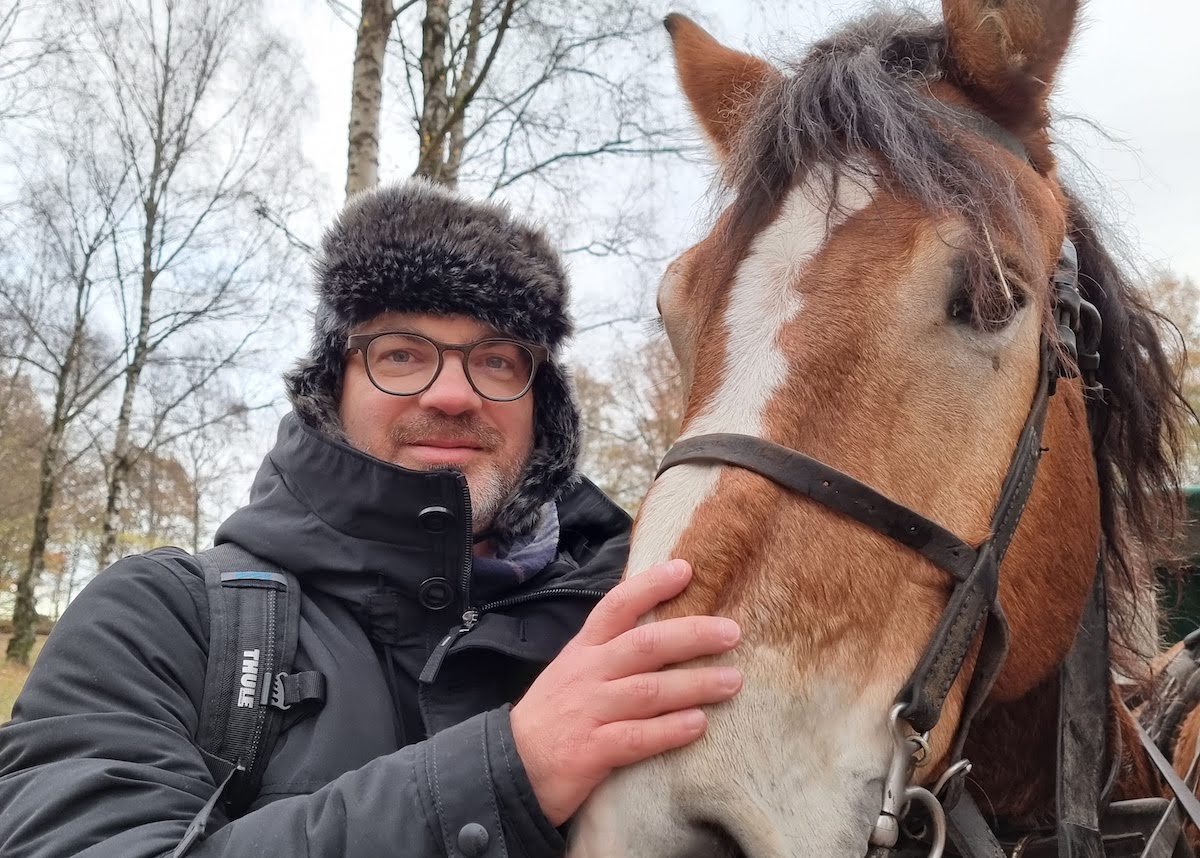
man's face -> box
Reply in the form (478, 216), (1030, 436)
(338, 312), (537, 531)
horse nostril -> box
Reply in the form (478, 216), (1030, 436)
(690, 820), (750, 858)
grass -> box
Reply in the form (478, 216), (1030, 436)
(0, 633), (48, 723)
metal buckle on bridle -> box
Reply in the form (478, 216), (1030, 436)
(870, 705), (954, 858)
(1050, 237), (1101, 393)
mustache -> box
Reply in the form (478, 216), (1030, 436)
(386, 414), (504, 450)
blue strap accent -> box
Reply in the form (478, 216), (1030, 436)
(219, 571), (288, 585)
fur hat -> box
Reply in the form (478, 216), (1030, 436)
(285, 179), (579, 545)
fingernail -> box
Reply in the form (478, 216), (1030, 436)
(667, 559), (690, 579)
(718, 668), (742, 691)
(718, 619), (740, 644)
(683, 710), (706, 731)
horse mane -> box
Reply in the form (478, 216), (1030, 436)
(1068, 194), (1193, 663)
(720, 9), (1193, 658)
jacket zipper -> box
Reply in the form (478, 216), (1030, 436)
(456, 474), (474, 609)
(418, 586), (608, 684)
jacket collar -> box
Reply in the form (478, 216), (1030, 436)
(214, 413), (629, 599)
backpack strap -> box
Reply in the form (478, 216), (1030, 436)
(173, 543), (325, 857)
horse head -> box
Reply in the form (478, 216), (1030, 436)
(569, 2), (1187, 856)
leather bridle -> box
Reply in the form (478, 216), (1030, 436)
(657, 238), (1102, 858)
(653, 110), (1120, 858)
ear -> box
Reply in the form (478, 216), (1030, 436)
(664, 14), (778, 161)
(941, 0), (1080, 129)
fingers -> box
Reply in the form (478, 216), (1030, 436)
(590, 709), (710, 770)
(513, 556), (745, 825)
(597, 665), (743, 722)
(575, 560), (693, 646)
(602, 615), (741, 678)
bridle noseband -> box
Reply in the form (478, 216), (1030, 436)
(654, 111), (1110, 858)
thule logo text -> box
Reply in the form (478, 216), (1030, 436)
(237, 649), (260, 708)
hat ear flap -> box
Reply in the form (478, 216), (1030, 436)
(285, 336), (347, 439)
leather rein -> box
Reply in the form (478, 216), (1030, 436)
(647, 106), (1197, 857)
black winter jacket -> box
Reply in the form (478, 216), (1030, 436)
(0, 415), (630, 858)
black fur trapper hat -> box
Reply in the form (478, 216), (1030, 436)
(285, 179), (579, 545)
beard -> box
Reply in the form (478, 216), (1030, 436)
(383, 414), (531, 531)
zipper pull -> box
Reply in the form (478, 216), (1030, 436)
(419, 610), (480, 685)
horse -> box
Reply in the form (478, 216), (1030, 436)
(566, 2), (1196, 856)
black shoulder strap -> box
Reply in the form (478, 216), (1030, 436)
(173, 543), (325, 858)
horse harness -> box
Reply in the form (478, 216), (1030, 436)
(654, 110), (1198, 858)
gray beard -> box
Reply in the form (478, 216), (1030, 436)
(426, 459), (522, 533)
(374, 413), (531, 532)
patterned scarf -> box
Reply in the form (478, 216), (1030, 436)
(471, 502), (560, 596)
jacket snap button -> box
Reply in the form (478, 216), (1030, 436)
(457, 823), (489, 856)
(418, 505), (453, 533)
(418, 577), (453, 610)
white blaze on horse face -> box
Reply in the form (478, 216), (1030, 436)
(574, 171), (887, 858)
(626, 169), (877, 579)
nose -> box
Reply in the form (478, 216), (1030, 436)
(569, 785), (763, 858)
(418, 353), (482, 415)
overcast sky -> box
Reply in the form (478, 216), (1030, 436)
(282, 0), (1199, 292)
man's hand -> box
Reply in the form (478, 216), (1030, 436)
(510, 559), (742, 827)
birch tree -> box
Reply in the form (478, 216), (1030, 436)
(0, 1), (62, 124)
(0, 133), (128, 664)
(340, 0), (681, 231)
(69, 0), (311, 570)
(345, 0), (409, 196)
(0, 374), (45, 618)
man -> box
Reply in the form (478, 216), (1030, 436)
(0, 181), (742, 857)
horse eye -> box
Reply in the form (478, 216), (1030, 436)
(947, 291), (976, 326)
(947, 287), (1026, 333)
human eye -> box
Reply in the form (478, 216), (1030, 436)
(369, 335), (434, 375)
(471, 342), (527, 379)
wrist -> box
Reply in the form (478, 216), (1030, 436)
(510, 704), (563, 824)
(496, 705), (573, 837)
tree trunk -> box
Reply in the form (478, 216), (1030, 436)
(6, 373), (73, 664)
(190, 484), (202, 555)
(97, 152), (162, 571)
(6, 265), (89, 665)
(442, 0), (483, 187)
(414, 0), (451, 184)
(6, 431), (60, 664)
(54, 542), (79, 621)
(97, 374), (137, 569)
(49, 557), (63, 622)
(346, 0), (392, 198)
(64, 538), (80, 608)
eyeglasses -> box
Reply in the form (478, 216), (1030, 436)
(346, 331), (548, 402)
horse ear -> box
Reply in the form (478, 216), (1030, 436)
(664, 14), (777, 161)
(941, 0), (1079, 129)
